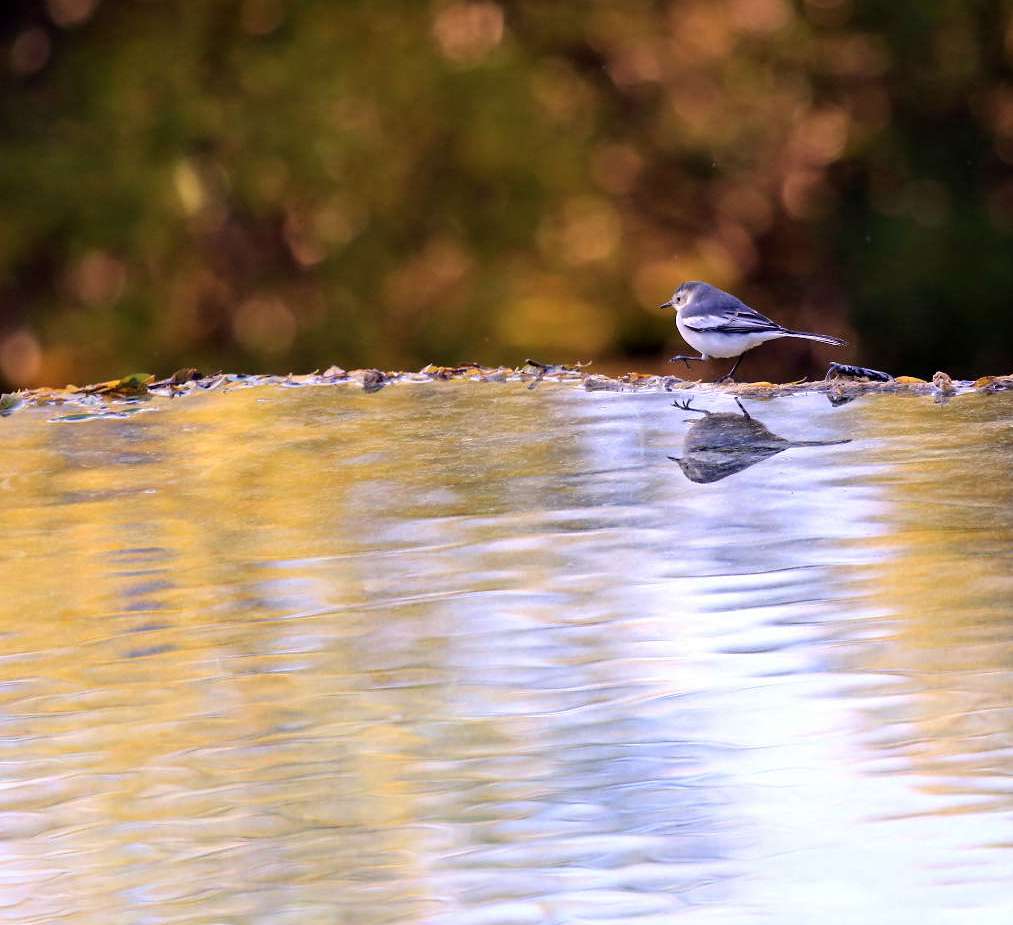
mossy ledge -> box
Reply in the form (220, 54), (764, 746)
(2, 362), (1011, 417)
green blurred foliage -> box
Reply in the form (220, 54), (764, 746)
(1, 0), (1012, 387)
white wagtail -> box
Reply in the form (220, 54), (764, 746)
(659, 281), (846, 381)
(669, 397), (851, 483)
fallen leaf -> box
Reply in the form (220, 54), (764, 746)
(78, 373), (154, 397)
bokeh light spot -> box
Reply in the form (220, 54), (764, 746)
(607, 41), (661, 88)
(69, 251), (127, 306)
(539, 196), (622, 266)
(233, 297), (297, 354)
(432, 2), (504, 65)
(241, 0), (287, 37)
(174, 161), (205, 216)
(792, 108), (851, 165)
(499, 286), (614, 356)
(667, 3), (733, 64)
(10, 29), (51, 77)
(729, 0), (792, 35)
(45, 0), (99, 29)
(590, 143), (643, 196)
(782, 169), (834, 219)
(633, 259), (682, 310)
(0, 330), (42, 386)
(383, 238), (472, 313)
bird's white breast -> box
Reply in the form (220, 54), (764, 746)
(676, 314), (784, 358)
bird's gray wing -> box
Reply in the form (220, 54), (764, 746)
(683, 296), (786, 335)
(713, 304), (786, 335)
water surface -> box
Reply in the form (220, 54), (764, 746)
(1, 382), (1010, 924)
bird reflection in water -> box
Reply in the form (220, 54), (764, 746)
(670, 398), (851, 483)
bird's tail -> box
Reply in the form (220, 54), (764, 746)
(783, 330), (847, 348)
(788, 438), (853, 448)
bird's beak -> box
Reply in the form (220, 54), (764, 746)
(658, 299), (673, 309)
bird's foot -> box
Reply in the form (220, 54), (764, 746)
(717, 355), (745, 383)
(673, 397), (708, 416)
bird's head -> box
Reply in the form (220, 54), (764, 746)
(659, 280), (711, 313)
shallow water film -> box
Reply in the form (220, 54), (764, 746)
(1, 382), (1011, 924)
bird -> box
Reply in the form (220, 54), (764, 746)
(659, 281), (846, 382)
(669, 398), (851, 483)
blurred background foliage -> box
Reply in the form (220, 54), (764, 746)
(2, 0), (1013, 387)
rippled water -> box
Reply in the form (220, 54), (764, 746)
(1, 382), (1011, 924)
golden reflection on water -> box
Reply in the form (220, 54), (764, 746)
(0, 383), (1009, 923)
(849, 396), (1013, 817)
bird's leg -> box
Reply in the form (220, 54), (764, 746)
(669, 353), (706, 369)
(717, 354), (745, 383)
(732, 397), (751, 420)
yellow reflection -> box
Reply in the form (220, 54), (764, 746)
(852, 396), (1013, 807)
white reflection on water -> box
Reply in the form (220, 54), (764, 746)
(0, 384), (1009, 924)
(291, 388), (1010, 924)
